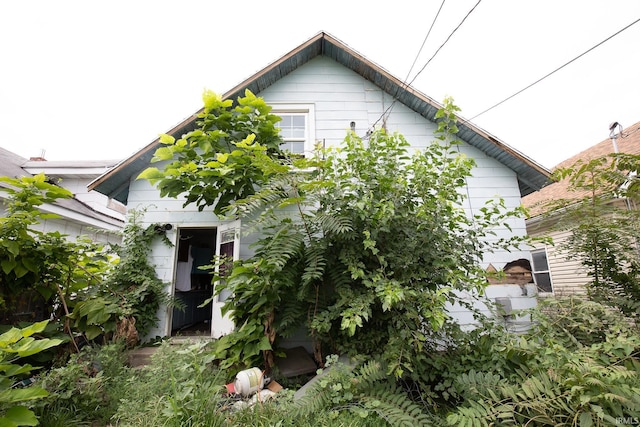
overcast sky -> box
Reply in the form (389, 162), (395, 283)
(1, 0), (639, 169)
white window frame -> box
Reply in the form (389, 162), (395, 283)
(531, 248), (553, 294)
(272, 104), (316, 158)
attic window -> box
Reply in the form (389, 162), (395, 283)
(278, 114), (306, 155)
(273, 104), (315, 158)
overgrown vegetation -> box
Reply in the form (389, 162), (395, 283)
(67, 207), (175, 343)
(444, 298), (640, 425)
(546, 153), (640, 322)
(5, 90), (640, 425)
(0, 174), (176, 348)
(12, 298), (638, 426)
(0, 174), (107, 330)
(142, 91), (528, 378)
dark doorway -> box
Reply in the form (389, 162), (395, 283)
(171, 227), (216, 336)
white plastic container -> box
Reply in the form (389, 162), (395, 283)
(234, 367), (265, 396)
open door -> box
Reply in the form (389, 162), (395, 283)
(211, 220), (240, 338)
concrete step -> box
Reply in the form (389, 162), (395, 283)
(127, 338), (214, 367)
(127, 346), (158, 368)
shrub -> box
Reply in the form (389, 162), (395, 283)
(445, 298), (640, 426)
(35, 343), (129, 425)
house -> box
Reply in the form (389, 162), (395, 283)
(522, 120), (640, 295)
(89, 32), (551, 340)
(0, 146), (125, 243)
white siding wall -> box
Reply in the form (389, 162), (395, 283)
(130, 56), (535, 338)
(62, 177), (126, 219)
(31, 217), (121, 245)
(0, 197), (121, 245)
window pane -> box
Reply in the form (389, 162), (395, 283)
(280, 141), (305, 154)
(280, 116), (293, 127)
(531, 251), (549, 271)
(534, 272), (552, 293)
(275, 111), (308, 157)
(292, 115), (305, 126)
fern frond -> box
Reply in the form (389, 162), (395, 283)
(356, 360), (387, 385)
(315, 212), (353, 236)
(293, 377), (338, 417)
(454, 370), (502, 399)
(301, 243), (327, 286)
(259, 221), (305, 270)
(361, 380), (432, 427)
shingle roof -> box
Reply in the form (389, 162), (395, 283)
(88, 31), (551, 203)
(0, 147), (30, 179)
(522, 120), (640, 217)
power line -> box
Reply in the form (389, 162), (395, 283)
(468, 16), (640, 121)
(403, 0), (446, 85)
(367, 0), (481, 136)
(407, 0), (482, 87)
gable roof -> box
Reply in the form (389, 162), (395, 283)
(522, 120), (640, 218)
(89, 31), (551, 203)
(0, 146), (124, 228)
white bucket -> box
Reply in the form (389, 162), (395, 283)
(234, 367), (265, 396)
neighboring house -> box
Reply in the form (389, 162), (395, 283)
(89, 32), (551, 340)
(0, 146), (125, 243)
(523, 120), (640, 296)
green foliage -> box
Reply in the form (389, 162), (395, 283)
(67, 208), (175, 342)
(112, 341), (228, 427)
(0, 174), (109, 327)
(211, 318), (272, 375)
(547, 153), (640, 321)
(24, 299), (640, 425)
(294, 356), (433, 427)
(444, 298), (640, 426)
(36, 342), (129, 425)
(0, 321), (63, 427)
(208, 97), (527, 376)
(138, 89), (284, 215)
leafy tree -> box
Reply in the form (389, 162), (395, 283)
(0, 174), (108, 331)
(547, 153), (640, 320)
(138, 89), (283, 215)
(142, 92), (527, 377)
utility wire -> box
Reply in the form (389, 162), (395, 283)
(403, 0), (446, 85)
(407, 0), (482, 87)
(367, 0), (481, 135)
(468, 16), (640, 121)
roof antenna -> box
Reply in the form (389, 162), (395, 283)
(609, 121), (622, 153)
